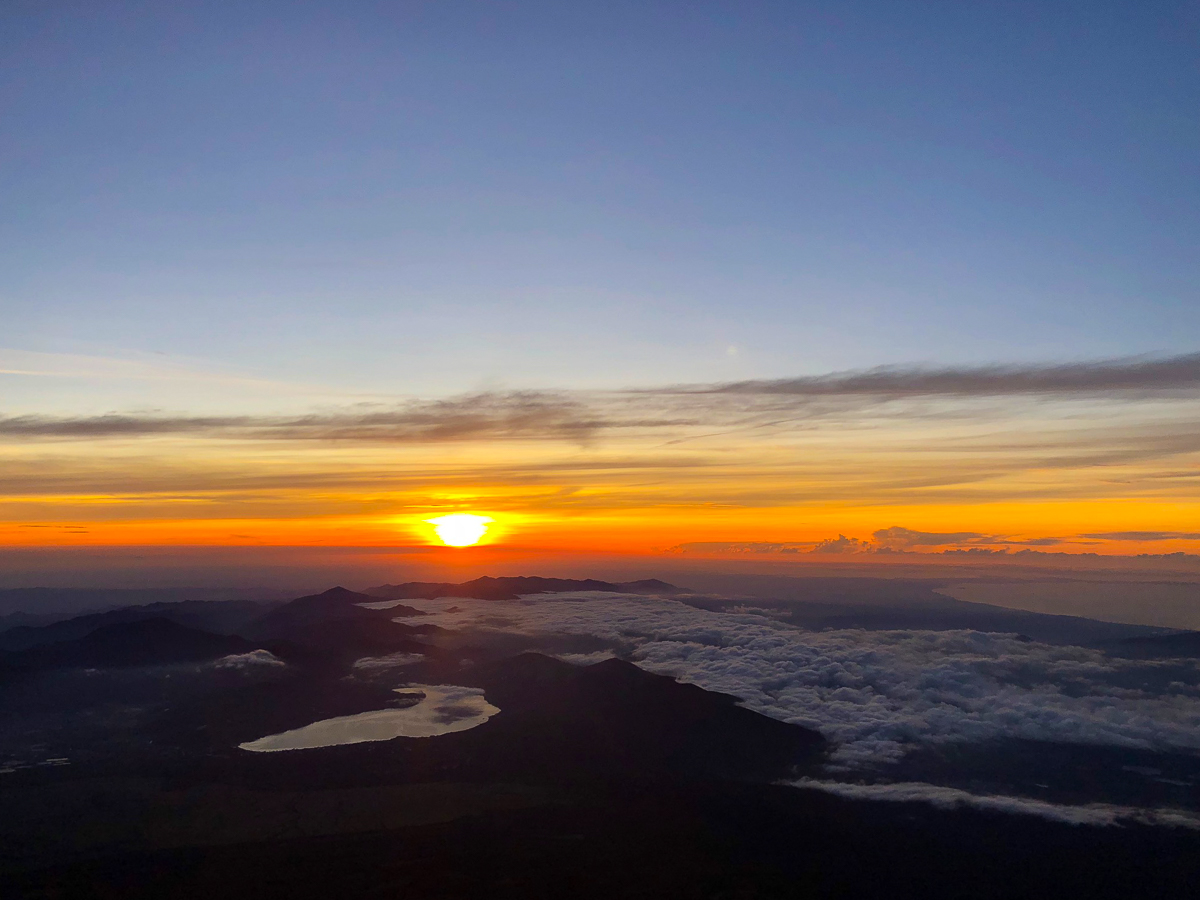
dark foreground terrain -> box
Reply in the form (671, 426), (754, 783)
(10, 779), (1200, 900)
(2, 580), (1198, 899)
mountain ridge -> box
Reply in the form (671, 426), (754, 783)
(2, 618), (258, 671)
(365, 575), (683, 602)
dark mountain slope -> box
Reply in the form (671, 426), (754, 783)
(267, 617), (432, 663)
(465, 653), (825, 781)
(0, 587), (287, 621)
(2, 648), (1198, 900)
(3, 619), (257, 671)
(240, 587), (423, 642)
(794, 601), (1175, 645)
(0, 600), (273, 652)
(8, 779), (1197, 900)
(374, 653), (826, 785)
(230, 587), (434, 671)
(1102, 630), (1200, 658)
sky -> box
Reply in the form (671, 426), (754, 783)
(2, 1), (1199, 581)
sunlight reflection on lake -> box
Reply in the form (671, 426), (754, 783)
(238, 685), (499, 752)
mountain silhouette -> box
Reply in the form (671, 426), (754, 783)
(0, 599), (272, 652)
(241, 587), (414, 638)
(365, 575), (683, 602)
(1103, 630), (1200, 659)
(443, 653), (826, 782)
(235, 587), (433, 669)
(3, 618), (257, 671)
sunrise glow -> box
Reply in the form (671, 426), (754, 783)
(3, 3), (1198, 584)
(427, 514), (493, 547)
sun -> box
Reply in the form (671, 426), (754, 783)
(426, 514), (493, 547)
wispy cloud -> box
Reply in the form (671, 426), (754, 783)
(0, 348), (296, 390)
(873, 526), (994, 548)
(0, 392), (608, 443)
(669, 541), (812, 554)
(812, 535), (875, 553)
(789, 779), (1200, 829)
(7, 353), (1200, 446)
(670, 528), (1078, 556)
(6, 353), (1200, 536)
(1081, 531), (1200, 541)
(871, 527), (1069, 549)
(697, 353), (1200, 399)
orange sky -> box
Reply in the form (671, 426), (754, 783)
(4, 383), (1200, 571)
(5, 5), (1200, 590)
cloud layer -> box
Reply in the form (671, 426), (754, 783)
(1083, 532), (1200, 542)
(6, 353), (1200, 547)
(383, 593), (1200, 768)
(789, 779), (1200, 828)
(6, 353), (1200, 445)
(703, 353), (1200, 398)
(0, 392), (604, 443)
(671, 527), (1200, 558)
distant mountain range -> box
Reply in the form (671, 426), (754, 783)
(1102, 630), (1200, 659)
(0, 587), (290, 620)
(3, 577), (1196, 680)
(0, 587), (435, 675)
(672, 574), (1188, 647)
(364, 575), (683, 602)
(0, 599), (272, 652)
(3, 618), (257, 671)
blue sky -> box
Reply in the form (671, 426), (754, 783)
(3, 0), (1198, 411)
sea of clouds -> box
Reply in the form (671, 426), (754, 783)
(374, 592), (1200, 769)
(790, 779), (1200, 828)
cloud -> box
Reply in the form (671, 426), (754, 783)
(669, 534), (960, 556)
(8, 353), (1200, 526)
(554, 650), (618, 666)
(699, 353), (1200, 399)
(352, 652), (426, 671)
(812, 534), (874, 554)
(668, 542), (810, 554)
(788, 779), (1200, 828)
(669, 538), (896, 555)
(8, 353), (1200, 447)
(939, 547), (1012, 556)
(868, 527), (1070, 549)
(0, 413), (248, 438)
(0, 392), (605, 444)
(672, 528), (1074, 557)
(873, 526), (994, 548)
(1082, 532), (1200, 541)
(667, 532), (1180, 561)
(391, 594), (1200, 768)
(0, 347), (291, 388)
(212, 649), (286, 669)
(939, 548), (1200, 564)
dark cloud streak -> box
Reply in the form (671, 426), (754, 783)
(873, 526), (992, 547)
(4, 354), (1200, 450)
(1082, 531), (1200, 541)
(0, 392), (608, 443)
(698, 353), (1200, 399)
